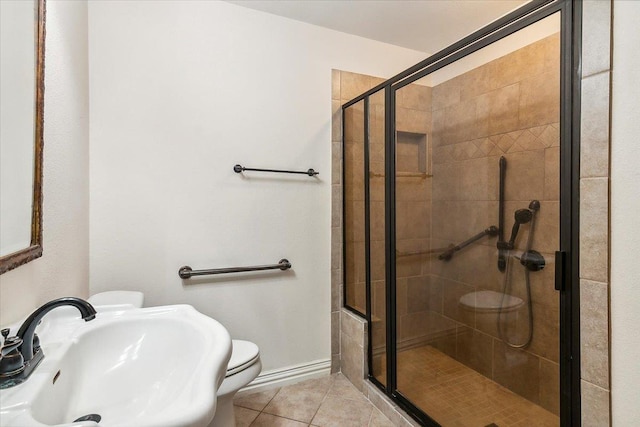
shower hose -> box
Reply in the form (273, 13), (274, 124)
(497, 207), (538, 349)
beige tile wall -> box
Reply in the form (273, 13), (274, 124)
(340, 308), (368, 391)
(579, 0), (612, 425)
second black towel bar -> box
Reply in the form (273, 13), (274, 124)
(179, 259), (292, 279)
(234, 164), (319, 176)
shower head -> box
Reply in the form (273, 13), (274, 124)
(507, 208), (533, 248)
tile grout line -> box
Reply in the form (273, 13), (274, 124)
(366, 403), (376, 427)
(307, 378), (334, 426)
(242, 375), (394, 427)
(251, 409), (308, 427)
(244, 387), (281, 427)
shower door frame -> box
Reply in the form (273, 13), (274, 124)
(342, 0), (582, 425)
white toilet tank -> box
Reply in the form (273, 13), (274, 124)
(88, 291), (144, 308)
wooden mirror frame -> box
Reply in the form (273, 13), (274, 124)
(0, 0), (46, 275)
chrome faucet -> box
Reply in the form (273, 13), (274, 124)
(0, 297), (96, 389)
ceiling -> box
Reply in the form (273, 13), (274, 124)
(226, 0), (530, 54)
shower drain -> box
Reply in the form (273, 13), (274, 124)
(73, 414), (101, 423)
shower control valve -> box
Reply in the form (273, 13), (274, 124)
(519, 250), (545, 272)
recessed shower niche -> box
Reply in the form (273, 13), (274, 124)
(341, 2), (580, 425)
(396, 132), (429, 178)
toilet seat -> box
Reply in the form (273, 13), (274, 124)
(211, 340), (261, 427)
(226, 340), (260, 377)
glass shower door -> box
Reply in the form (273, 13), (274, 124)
(368, 88), (387, 386)
(392, 78), (449, 412)
(344, 100), (366, 315)
(392, 13), (561, 426)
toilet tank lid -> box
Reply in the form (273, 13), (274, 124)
(228, 340), (260, 374)
(88, 291), (145, 308)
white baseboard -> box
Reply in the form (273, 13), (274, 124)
(238, 359), (331, 395)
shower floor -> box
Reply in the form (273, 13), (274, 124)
(378, 345), (559, 426)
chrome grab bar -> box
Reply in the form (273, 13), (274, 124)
(178, 259), (292, 279)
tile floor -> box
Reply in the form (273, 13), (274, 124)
(392, 346), (559, 427)
(234, 374), (395, 427)
(235, 345), (560, 426)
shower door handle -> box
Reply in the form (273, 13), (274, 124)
(555, 251), (567, 291)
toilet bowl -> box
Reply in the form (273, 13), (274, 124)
(459, 290), (525, 338)
(208, 339), (261, 427)
(459, 290), (523, 313)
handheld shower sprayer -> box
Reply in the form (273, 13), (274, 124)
(498, 199), (544, 349)
(519, 199), (545, 272)
(507, 208), (533, 249)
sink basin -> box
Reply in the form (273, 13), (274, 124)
(0, 305), (232, 427)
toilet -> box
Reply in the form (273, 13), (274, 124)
(209, 339), (262, 427)
(89, 291), (261, 427)
(459, 290), (525, 336)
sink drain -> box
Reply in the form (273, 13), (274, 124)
(73, 414), (101, 423)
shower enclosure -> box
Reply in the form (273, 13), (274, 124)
(342, 1), (580, 426)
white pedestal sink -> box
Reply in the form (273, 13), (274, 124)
(0, 305), (232, 427)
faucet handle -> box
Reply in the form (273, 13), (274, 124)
(1, 336), (23, 358)
(0, 336), (25, 376)
(1, 328), (15, 353)
(32, 333), (41, 353)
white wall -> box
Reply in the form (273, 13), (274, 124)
(87, 1), (424, 372)
(0, 0), (90, 325)
(610, 0), (640, 424)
